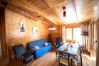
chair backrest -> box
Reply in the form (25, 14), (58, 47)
(13, 44), (26, 56)
(55, 37), (62, 48)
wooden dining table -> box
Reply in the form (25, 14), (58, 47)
(57, 44), (82, 66)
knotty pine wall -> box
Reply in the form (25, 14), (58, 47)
(5, 9), (60, 57)
(51, 26), (61, 45)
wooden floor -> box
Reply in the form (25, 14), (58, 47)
(0, 50), (96, 66)
(6, 50), (59, 66)
(0, 57), (9, 66)
(82, 54), (96, 66)
(31, 50), (58, 66)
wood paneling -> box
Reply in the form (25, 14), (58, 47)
(51, 26), (61, 45)
(1, 0), (98, 25)
(65, 23), (80, 28)
(5, 9), (53, 58)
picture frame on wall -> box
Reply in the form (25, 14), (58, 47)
(32, 27), (39, 37)
(19, 21), (25, 32)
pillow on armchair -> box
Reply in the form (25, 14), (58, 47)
(34, 46), (39, 50)
(43, 42), (49, 46)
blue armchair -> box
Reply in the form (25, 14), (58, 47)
(13, 44), (34, 64)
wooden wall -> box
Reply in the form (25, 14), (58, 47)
(51, 26), (61, 46)
(5, 9), (55, 57)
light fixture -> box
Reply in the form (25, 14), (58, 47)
(48, 27), (56, 30)
(63, 6), (66, 17)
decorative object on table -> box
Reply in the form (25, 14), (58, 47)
(19, 21), (25, 32)
(32, 27), (39, 37)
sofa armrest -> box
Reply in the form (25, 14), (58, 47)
(48, 43), (53, 48)
(27, 50), (34, 54)
(29, 47), (37, 51)
(48, 43), (51, 45)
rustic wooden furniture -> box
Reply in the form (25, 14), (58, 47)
(13, 44), (34, 65)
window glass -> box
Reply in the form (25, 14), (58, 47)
(73, 28), (82, 44)
(66, 28), (72, 40)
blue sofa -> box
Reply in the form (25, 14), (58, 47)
(27, 39), (52, 59)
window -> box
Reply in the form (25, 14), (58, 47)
(73, 28), (82, 44)
(66, 28), (72, 40)
(66, 27), (82, 44)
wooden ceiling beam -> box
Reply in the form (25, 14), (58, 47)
(7, 3), (38, 20)
(2, 0), (55, 26)
(44, 0), (59, 17)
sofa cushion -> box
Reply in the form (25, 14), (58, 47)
(35, 44), (52, 58)
(34, 46), (39, 50)
(43, 42), (49, 46)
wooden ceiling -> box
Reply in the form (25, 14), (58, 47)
(0, 0), (99, 25)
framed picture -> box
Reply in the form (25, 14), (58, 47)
(32, 27), (39, 37)
(19, 21), (25, 32)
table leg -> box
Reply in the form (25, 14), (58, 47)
(71, 58), (72, 66)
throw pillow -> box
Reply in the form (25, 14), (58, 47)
(43, 42), (49, 46)
(34, 46), (39, 50)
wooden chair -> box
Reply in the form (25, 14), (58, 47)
(58, 51), (69, 66)
(13, 44), (34, 65)
(71, 46), (83, 66)
(55, 37), (63, 59)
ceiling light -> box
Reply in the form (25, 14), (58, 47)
(63, 6), (66, 17)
